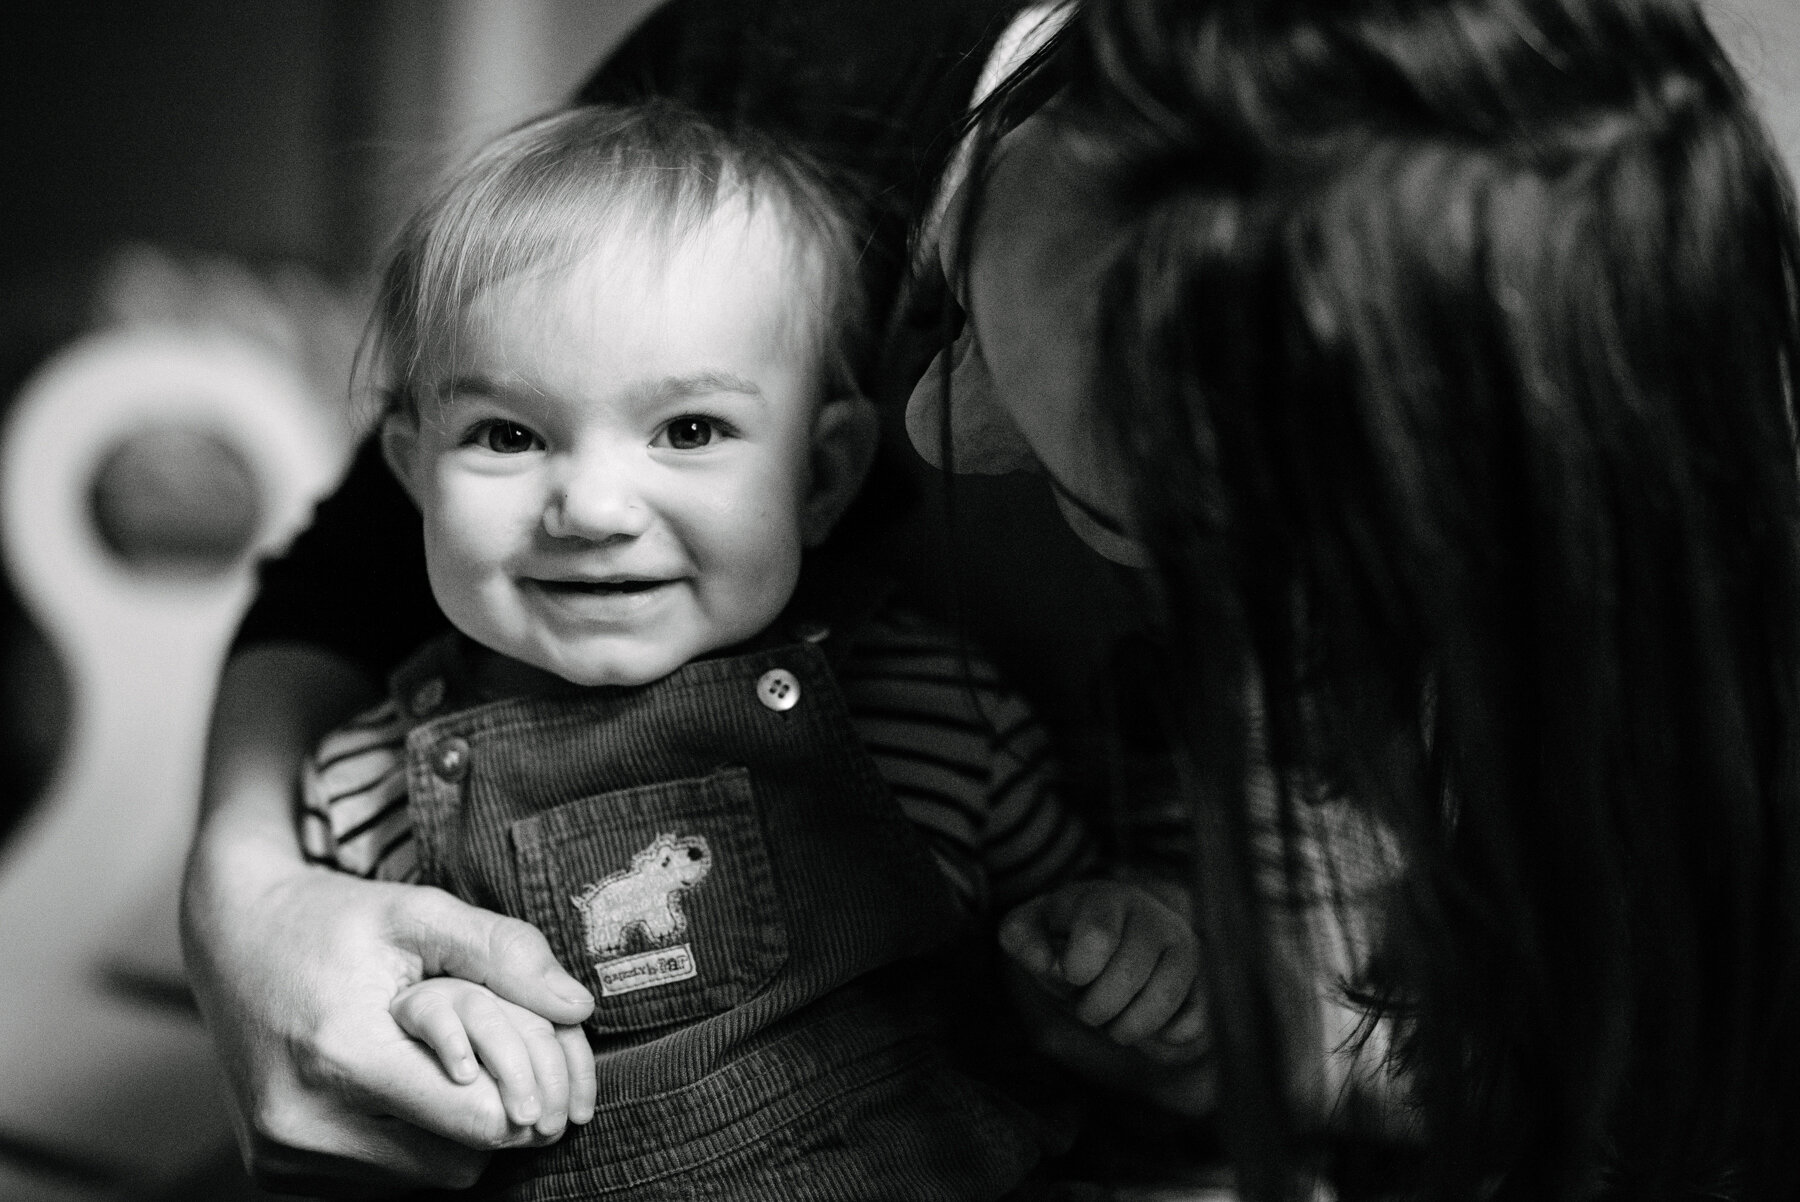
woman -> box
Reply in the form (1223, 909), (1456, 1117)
(183, 0), (1800, 1197)
(929, 1), (1800, 1196)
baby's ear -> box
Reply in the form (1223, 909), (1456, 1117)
(378, 409), (424, 509)
(801, 394), (879, 547)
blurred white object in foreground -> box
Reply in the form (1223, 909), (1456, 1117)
(0, 330), (337, 1200)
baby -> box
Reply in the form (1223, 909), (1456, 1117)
(300, 102), (1204, 1199)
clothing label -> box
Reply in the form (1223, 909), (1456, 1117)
(596, 943), (698, 996)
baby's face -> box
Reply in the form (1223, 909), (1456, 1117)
(389, 203), (824, 687)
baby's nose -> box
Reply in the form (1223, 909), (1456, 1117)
(543, 460), (653, 541)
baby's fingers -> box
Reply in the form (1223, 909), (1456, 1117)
(1105, 939), (1200, 1045)
(1071, 923), (1160, 1027)
(1060, 886), (1131, 988)
(997, 897), (1055, 975)
(507, 1003), (572, 1139)
(392, 985), (481, 1085)
(457, 992), (545, 1128)
(558, 1023), (597, 1126)
(1135, 987), (1213, 1065)
(1162, 983), (1209, 1048)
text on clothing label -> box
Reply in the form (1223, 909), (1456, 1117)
(597, 944), (698, 996)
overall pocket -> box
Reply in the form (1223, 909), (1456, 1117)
(511, 766), (788, 1034)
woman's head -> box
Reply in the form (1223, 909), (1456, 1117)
(933, 0), (1800, 1195)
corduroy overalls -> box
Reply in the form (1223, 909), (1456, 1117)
(388, 623), (1050, 1200)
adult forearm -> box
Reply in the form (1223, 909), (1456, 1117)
(180, 643), (373, 1088)
(193, 640), (374, 836)
(180, 642), (595, 1194)
(181, 640), (376, 1061)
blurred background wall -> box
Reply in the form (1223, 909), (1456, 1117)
(0, 7), (657, 1200)
(0, 0), (661, 867)
(1714, 0), (1800, 182)
(7, 0), (1792, 288)
(4, 0), (660, 282)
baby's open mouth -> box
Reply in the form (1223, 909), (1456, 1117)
(534, 578), (670, 595)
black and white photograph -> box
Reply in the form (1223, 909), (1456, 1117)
(4, 2), (1800, 1199)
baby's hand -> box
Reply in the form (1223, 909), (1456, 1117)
(999, 880), (1208, 1061)
(391, 977), (597, 1139)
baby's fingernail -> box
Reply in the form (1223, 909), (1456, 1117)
(1166, 1016), (1206, 1044)
(513, 1095), (542, 1125)
(451, 1056), (478, 1083)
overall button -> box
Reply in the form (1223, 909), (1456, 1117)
(431, 737), (470, 782)
(410, 677), (446, 717)
(756, 668), (801, 711)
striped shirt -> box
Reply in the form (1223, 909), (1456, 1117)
(301, 609), (1093, 915)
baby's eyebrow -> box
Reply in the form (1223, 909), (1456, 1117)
(431, 374), (504, 401)
(427, 371), (764, 405)
(649, 371), (764, 403)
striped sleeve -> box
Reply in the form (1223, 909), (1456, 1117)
(838, 611), (1096, 915)
(298, 699), (421, 882)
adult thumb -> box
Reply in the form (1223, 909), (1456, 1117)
(393, 886), (594, 1024)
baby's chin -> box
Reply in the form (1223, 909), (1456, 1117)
(504, 627), (772, 690)
(506, 643), (694, 690)
(551, 658), (687, 689)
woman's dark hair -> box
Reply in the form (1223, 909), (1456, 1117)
(963, 0), (1800, 1197)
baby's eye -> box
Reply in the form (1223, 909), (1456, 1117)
(659, 416), (721, 451)
(469, 420), (542, 454)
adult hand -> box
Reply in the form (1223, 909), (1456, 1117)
(182, 857), (595, 1197)
(180, 644), (594, 1197)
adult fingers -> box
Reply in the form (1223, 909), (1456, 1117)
(191, 867), (555, 1185)
(242, 1072), (494, 1196)
(393, 887), (593, 1025)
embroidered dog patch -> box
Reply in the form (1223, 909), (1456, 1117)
(572, 833), (712, 995)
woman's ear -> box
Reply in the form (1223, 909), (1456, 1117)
(378, 410), (424, 509)
(801, 395), (879, 547)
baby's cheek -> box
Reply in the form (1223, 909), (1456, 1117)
(740, 537), (802, 620)
(718, 530), (801, 632)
